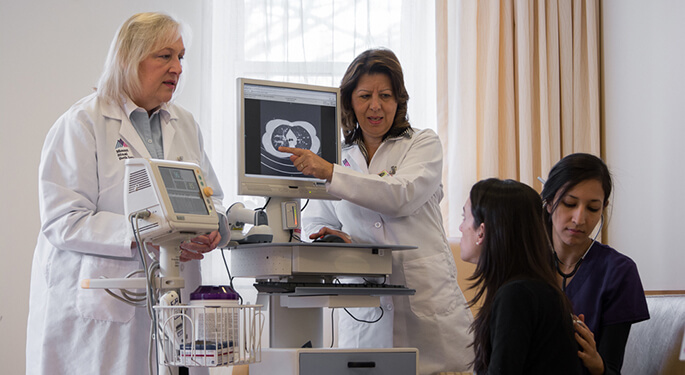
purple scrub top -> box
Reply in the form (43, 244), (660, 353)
(564, 242), (650, 344)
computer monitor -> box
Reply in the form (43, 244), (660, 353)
(237, 77), (341, 200)
(236, 77), (342, 242)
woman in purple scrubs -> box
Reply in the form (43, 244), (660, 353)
(541, 153), (649, 375)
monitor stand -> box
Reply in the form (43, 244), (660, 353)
(264, 196), (302, 243)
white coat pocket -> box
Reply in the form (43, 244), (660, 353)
(76, 255), (138, 323)
(402, 252), (462, 318)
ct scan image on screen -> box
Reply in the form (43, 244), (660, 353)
(244, 97), (337, 180)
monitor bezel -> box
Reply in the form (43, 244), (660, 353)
(237, 77), (342, 200)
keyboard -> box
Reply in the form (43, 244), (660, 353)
(254, 281), (415, 296)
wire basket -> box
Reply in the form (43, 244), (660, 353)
(153, 304), (263, 367)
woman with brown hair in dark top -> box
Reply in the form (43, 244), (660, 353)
(460, 178), (581, 374)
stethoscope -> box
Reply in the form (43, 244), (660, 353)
(552, 214), (603, 291)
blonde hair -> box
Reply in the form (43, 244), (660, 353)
(97, 12), (186, 106)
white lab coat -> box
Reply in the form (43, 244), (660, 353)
(303, 128), (474, 375)
(26, 93), (226, 375)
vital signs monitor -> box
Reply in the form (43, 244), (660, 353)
(124, 158), (219, 243)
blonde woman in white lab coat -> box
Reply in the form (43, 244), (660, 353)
(279, 48), (474, 375)
(26, 13), (227, 374)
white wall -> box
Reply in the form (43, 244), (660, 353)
(603, 0), (685, 291)
(0, 1), (207, 373)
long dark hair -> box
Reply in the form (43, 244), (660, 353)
(339, 48), (410, 144)
(541, 153), (612, 241)
(467, 178), (573, 373)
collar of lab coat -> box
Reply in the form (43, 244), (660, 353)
(121, 96), (172, 123)
(99, 95), (178, 159)
(345, 127), (414, 149)
(343, 127), (414, 165)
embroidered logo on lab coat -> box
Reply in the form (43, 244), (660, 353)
(115, 138), (133, 160)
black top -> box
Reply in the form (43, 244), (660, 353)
(486, 279), (582, 375)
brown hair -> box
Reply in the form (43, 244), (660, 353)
(339, 48), (410, 144)
(467, 178), (574, 373)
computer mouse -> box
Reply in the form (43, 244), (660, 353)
(313, 234), (346, 243)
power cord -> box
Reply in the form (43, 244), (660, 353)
(259, 197), (271, 211)
(220, 247), (243, 304)
(332, 278), (385, 324)
(343, 306), (384, 323)
(129, 211), (163, 375)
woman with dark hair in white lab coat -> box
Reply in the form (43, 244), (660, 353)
(279, 48), (474, 375)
